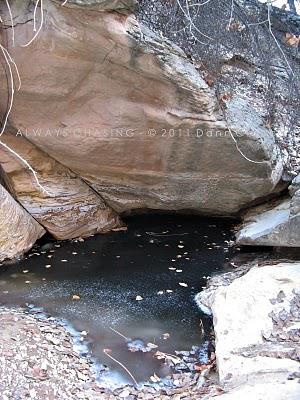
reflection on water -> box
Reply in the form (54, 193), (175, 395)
(0, 214), (235, 384)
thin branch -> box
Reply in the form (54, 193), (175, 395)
(109, 327), (129, 341)
(33, 0), (40, 32)
(267, 0), (294, 77)
(103, 349), (139, 387)
(0, 44), (15, 136)
(175, 0), (213, 41)
(21, 0), (44, 47)
(229, 0), (234, 25)
(227, 125), (266, 164)
(189, 0), (212, 7)
(1, 45), (21, 90)
(5, 0), (14, 46)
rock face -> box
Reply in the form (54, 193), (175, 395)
(0, 0), (283, 215)
(236, 174), (300, 247)
(196, 263), (300, 399)
(0, 134), (122, 240)
(0, 185), (45, 262)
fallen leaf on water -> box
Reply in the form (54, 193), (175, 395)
(147, 342), (158, 349)
(154, 351), (181, 365)
(162, 333), (170, 340)
(112, 226), (128, 232)
(45, 265), (51, 269)
(23, 270), (29, 273)
(194, 364), (211, 372)
(168, 267), (176, 271)
(72, 295), (81, 300)
(119, 389), (131, 398)
(179, 282), (188, 287)
(135, 295), (143, 301)
(157, 291), (164, 295)
(150, 373), (161, 383)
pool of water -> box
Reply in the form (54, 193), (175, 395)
(0, 214), (235, 384)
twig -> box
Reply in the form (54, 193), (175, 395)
(266, 0), (294, 77)
(0, 44), (15, 136)
(103, 349), (139, 387)
(1, 45), (21, 90)
(228, 0), (234, 26)
(5, 0), (14, 46)
(109, 327), (129, 341)
(227, 125), (266, 164)
(0, 139), (51, 195)
(175, 0), (213, 41)
(21, 0), (44, 47)
(33, 0), (40, 32)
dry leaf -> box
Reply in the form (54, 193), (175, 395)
(150, 373), (161, 383)
(147, 342), (158, 349)
(284, 33), (300, 47)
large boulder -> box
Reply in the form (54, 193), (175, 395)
(0, 185), (45, 262)
(0, 0), (283, 215)
(196, 263), (300, 399)
(236, 174), (300, 247)
(0, 133), (122, 240)
(53, 0), (137, 11)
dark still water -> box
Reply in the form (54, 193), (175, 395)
(0, 214), (235, 385)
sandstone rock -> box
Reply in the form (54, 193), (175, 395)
(236, 174), (300, 247)
(0, 1), (283, 215)
(290, 174), (300, 196)
(0, 134), (122, 240)
(54, 0), (137, 11)
(196, 263), (300, 397)
(0, 185), (45, 262)
(216, 382), (300, 400)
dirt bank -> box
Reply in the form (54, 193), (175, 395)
(0, 307), (220, 400)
